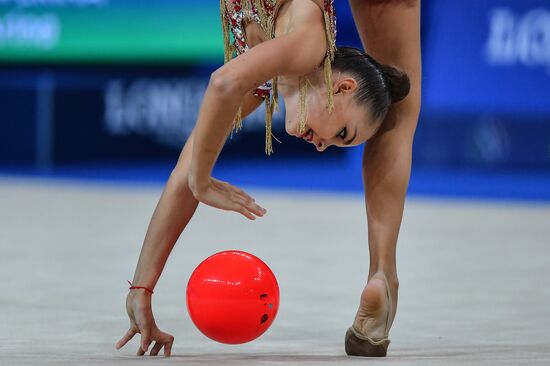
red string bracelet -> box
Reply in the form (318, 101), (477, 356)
(127, 280), (154, 294)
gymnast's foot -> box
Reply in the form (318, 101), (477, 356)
(345, 272), (394, 357)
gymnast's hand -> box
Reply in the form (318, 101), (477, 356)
(116, 290), (174, 357)
(191, 177), (267, 220)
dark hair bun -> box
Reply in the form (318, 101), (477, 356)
(380, 64), (410, 103)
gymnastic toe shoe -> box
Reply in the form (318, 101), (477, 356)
(344, 272), (392, 357)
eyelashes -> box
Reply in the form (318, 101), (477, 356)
(338, 127), (347, 139)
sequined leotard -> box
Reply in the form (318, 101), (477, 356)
(220, 0), (337, 154)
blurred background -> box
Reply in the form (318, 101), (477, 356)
(0, 0), (549, 199)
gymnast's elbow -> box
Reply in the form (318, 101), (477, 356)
(208, 68), (247, 98)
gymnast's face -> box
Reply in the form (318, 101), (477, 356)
(284, 74), (379, 152)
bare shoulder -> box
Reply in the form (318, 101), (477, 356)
(214, 0), (330, 93)
(275, 0), (325, 35)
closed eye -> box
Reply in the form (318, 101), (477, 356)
(338, 128), (347, 139)
(343, 127), (358, 146)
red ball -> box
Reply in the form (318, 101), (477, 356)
(186, 250), (280, 344)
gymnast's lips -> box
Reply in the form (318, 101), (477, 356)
(301, 129), (313, 141)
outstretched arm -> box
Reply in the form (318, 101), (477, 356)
(349, 0), (421, 286)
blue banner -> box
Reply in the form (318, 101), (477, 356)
(423, 0), (550, 115)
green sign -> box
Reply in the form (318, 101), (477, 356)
(0, 0), (224, 63)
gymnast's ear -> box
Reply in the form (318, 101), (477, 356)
(332, 77), (358, 95)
